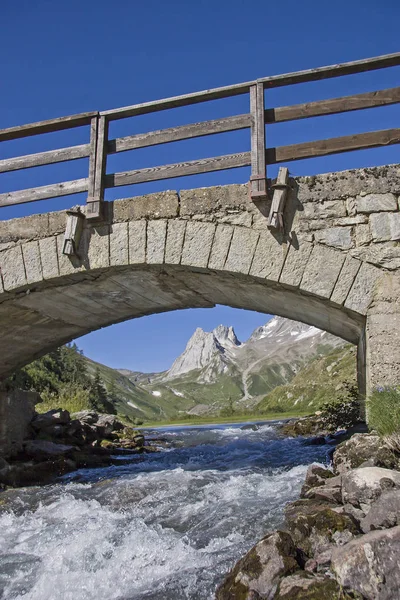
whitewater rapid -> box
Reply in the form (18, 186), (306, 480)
(0, 422), (332, 599)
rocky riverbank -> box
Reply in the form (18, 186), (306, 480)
(0, 408), (161, 488)
(216, 432), (400, 599)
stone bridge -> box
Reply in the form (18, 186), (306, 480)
(1, 164), (400, 397)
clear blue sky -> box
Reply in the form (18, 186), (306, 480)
(1, 0), (399, 372)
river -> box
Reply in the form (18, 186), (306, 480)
(0, 421), (334, 600)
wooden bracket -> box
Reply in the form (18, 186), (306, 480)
(267, 167), (289, 231)
(63, 207), (85, 256)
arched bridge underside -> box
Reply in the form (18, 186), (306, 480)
(1, 164), (400, 395)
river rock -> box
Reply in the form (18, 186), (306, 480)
(215, 531), (298, 599)
(286, 506), (360, 557)
(96, 414), (124, 437)
(300, 464), (334, 497)
(23, 440), (75, 460)
(303, 484), (342, 504)
(360, 489), (400, 532)
(341, 467), (400, 507)
(331, 525), (400, 599)
(275, 572), (351, 599)
(333, 433), (398, 474)
(72, 410), (99, 424)
(31, 409), (70, 431)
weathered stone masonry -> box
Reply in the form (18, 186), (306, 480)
(0, 164), (400, 402)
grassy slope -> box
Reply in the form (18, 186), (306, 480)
(256, 345), (357, 414)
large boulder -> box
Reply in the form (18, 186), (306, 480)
(96, 414), (123, 437)
(72, 410), (99, 425)
(286, 506), (360, 557)
(215, 531), (298, 599)
(341, 467), (400, 508)
(360, 489), (400, 532)
(23, 440), (75, 461)
(333, 434), (398, 474)
(300, 464), (334, 497)
(31, 409), (70, 433)
(275, 572), (356, 599)
(331, 525), (400, 599)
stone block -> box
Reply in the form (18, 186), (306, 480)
(181, 221), (215, 268)
(208, 224), (233, 270)
(224, 227), (259, 274)
(355, 224), (372, 246)
(165, 220), (186, 265)
(22, 241), (43, 285)
(0, 213), (49, 244)
(369, 213), (391, 242)
(297, 165), (400, 203)
(302, 200), (346, 219)
(314, 226), (353, 249)
(355, 193), (397, 213)
(180, 185), (247, 216)
(109, 222), (129, 266)
(86, 225), (110, 270)
(331, 255), (361, 305)
(48, 210), (68, 236)
(300, 245), (345, 299)
(146, 220), (167, 264)
(334, 215), (368, 226)
(279, 240), (313, 288)
(39, 237), (59, 279)
(128, 221), (146, 264)
(112, 191), (179, 221)
(345, 262), (382, 314)
(0, 246), (27, 290)
(249, 231), (288, 282)
(56, 234), (82, 276)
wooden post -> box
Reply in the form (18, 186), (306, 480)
(268, 167), (289, 230)
(87, 115), (108, 220)
(249, 82), (267, 201)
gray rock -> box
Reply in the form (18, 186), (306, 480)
(355, 192), (398, 213)
(96, 414), (123, 437)
(31, 409), (70, 431)
(275, 572), (345, 599)
(304, 484), (342, 504)
(341, 467), (400, 507)
(331, 525), (400, 599)
(333, 433), (397, 474)
(72, 410), (99, 424)
(361, 489), (400, 532)
(23, 440), (75, 460)
(215, 530), (298, 599)
(300, 464), (334, 497)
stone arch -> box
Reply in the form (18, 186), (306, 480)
(0, 164), (399, 395)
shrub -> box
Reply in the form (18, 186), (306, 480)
(320, 383), (361, 432)
(368, 387), (400, 437)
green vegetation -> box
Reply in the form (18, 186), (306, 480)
(256, 345), (357, 414)
(319, 383), (361, 432)
(6, 344), (122, 415)
(368, 387), (400, 436)
(141, 409), (312, 428)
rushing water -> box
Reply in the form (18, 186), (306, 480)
(0, 421), (335, 600)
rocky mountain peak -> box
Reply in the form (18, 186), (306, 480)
(248, 316), (319, 343)
(213, 325), (241, 348)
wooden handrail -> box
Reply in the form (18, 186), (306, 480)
(0, 52), (399, 216)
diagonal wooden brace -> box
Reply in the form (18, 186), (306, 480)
(267, 167), (289, 230)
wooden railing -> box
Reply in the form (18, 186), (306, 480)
(1, 52), (400, 221)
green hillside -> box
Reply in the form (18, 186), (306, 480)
(255, 345), (357, 414)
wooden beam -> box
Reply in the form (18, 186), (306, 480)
(265, 128), (400, 164)
(0, 178), (88, 207)
(87, 116), (108, 220)
(101, 52), (400, 120)
(0, 144), (90, 173)
(265, 87), (400, 124)
(259, 52), (400, 89)
(249, 83), (267, 200)
(106, 152), (251, 187)
(0, 112), (98, 142)
(268, 167), (289, 230)
(87, 116), (99, 202)
(108, 114), (251, 153)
